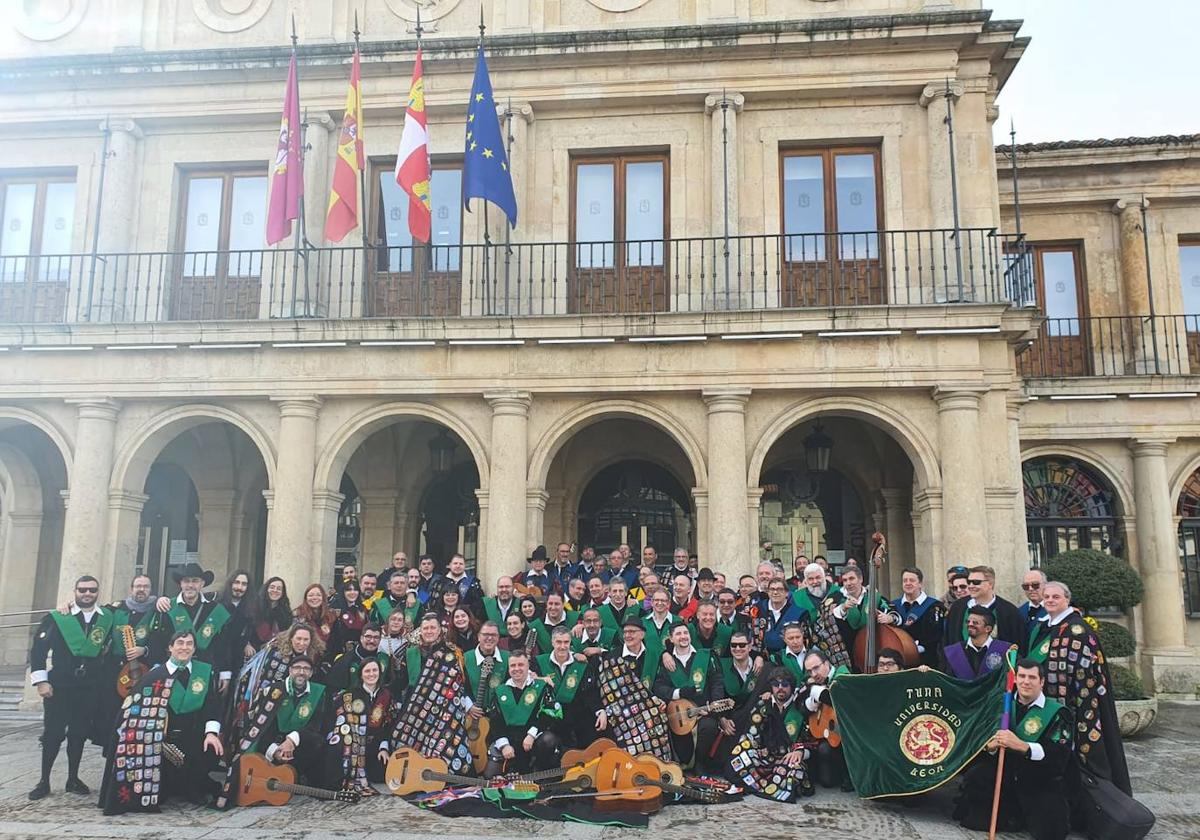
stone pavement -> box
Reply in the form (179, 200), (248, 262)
(0, 704), (1196, 840)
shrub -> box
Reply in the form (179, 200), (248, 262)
(1095, 620), (1136, 658)
(1108, 663), (1145, 701)
(1044, 549), (1145, 613)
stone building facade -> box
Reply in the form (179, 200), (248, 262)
(0, 1), (1195, 693)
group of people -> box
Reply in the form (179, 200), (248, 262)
(28, 543), (1129, 840)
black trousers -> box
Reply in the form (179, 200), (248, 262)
(162, 731), (219, 803)
(812, 740), (847, 788)
(955, 754), (1069, 840)
(484, 731), (561, 778)
(41, 685), (98, 781)
(668, 716), (720, 771)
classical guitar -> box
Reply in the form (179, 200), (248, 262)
(115, 624), (147, 699)
(590, 749), (664, 814)
(465, 658), (494, 773)
(384, 748), (538, 796)
(236, 752), (362, 806)
(808, 700), (842, 748)
(665, 697), (736, 736)
(560, 737), (618, 769)
(593, 748), (720, 807)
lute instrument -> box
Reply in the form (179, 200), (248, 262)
(665, 697), (735, 736)
(115, 624), (148, 699)
(237, 752), (362, 806)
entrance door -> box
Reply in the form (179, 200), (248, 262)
(0, 175), (75, 323)
(1019, 245), (1089, 376)
(576, 460), (692, 558)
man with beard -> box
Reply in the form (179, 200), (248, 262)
(727, 666), (813, 801)
(359, 573), (380, 613)
(484, 650), (563, 776)
(941, 606), (1011, 680)
(571, 608), (615, 660)
(28, 575), (114, 801)
(370, 571), (419, 629)
(536, 625), (600, 749)
(667, 547), (696, 586)
(107, 575), (159, 717)
(481, 575), (519, 626)
(435, 553), (486, 617)
(891, 567), (944, 668)
(1027, 581), (1130, 795)
(150, 562), (234, 693)
(953, 659), (1073, 839)
(217, 570), (252, 666)
(790, 563), (839, 623)
(944, 565), (1025, 654)
(653, 623), (729, 772)
(574, 546), (599, 581)
(798, 648), (852, 791)
(100, 630), (225, 812)
(325, 623), (391, 692)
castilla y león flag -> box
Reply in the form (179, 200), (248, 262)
(829, 666), (1005, 798)
(325, 48), (364, 243)
(394, 48), (431, 243)
(266, 52), (304, 246)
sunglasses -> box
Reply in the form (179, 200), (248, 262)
(952, 584), (970, 591)
(729, 642), (749, 648)
(1020, 583), (1040, 590)
(769, 679), (794, 688)
(967, 579), (985, 586)
(76, 587), (98, 594)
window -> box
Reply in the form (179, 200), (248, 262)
(1032, 246), (1085, 336)
(1176, 466), (1200, 615)
(1023, 456), (1119, 565)
(173, 168), (267, 320)
(781, 147), (881, 259)
(375, 164), (463, 272)
(0, 173), (76, 322)
(1180, 238), (1200, 328)
(571, 154), (667, 269)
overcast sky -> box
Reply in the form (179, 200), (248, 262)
(988, 1), (1199, 144)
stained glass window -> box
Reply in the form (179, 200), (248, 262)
(1022, 456), (1118, 563)
(1176, 466), (1200, 615)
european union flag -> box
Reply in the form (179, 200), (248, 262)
(463, 44), (517, 228)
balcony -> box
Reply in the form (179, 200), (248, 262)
(1018, 315), (1200, 379)
(0, 228), (1029, 325)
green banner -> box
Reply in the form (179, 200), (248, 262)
(829, 667), (1005, 799)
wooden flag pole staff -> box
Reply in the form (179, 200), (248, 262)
(987, 650), (1018, 840)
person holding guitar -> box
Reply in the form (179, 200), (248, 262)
(482, 650), (563, 777)
(653, 623), (730, 773)
(798, 648), (852, 791)
(727, 665), (813, 801)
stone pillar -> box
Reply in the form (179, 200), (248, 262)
(0, 511), (43, 664)
(912, 489), (944, 584)
(879, 488), (911, 597)
(934, 388), (988, 571)
(60, 399), (120, 601)
(103, 489), (148, 596)
(265, 397), (320, 590)
(919, 81), (964, 232)
(311, 490), (345, 583)
(475, 490), (490, 577)
(746, 487), (764, 568)
(483, 391), (531, 589)
(196, 489), (236, 583)
(526, 489), (549, 554)
(1006, 393), (1030, 569)
(702, 388), (751, 579)
(691, 488), (709, 568)
(306, 113), (335, 245)
(1129, 439), (1187, 652)
(87, 119), (143, 321)
(704, 92), (744, 308)
(358, 491), (399, 569)
(1113, 198), (1151, 316)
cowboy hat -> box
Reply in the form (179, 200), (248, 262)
(171, 562), (215, 586)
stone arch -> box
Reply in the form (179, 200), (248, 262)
(1019, 444), (1134, 519)
(110, 404), (278, 494)
(0, 443), (44, 519)
(1169, 451), (1200, 509)
(315, 402), (490, 494)
(528, 399), (708, 491)
(748, 395), (941, 491)
(0, 407), (73, 477)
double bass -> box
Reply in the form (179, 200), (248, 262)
(851, 532), (919, 671)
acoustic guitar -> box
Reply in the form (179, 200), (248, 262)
(465, 658), (494, 772)
(236, 752), (362, 806)
(665, 697), (735, 736)
(808, 701), (842, 748)
(385, 748), (538, 797)
(594, 748), (720, 807)
(590, 749), (664, 814)
(560, 737), (618, 769)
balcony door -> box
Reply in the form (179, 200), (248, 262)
(780, 148), (882, 307)
(570, 154), (668, 313)
(174, 170), (266, 321)
(371, 163), (463, 317)
(1180, 238), (1200, 369)
(0, 174), (75, 323)
(1021, 244), (1089, 376)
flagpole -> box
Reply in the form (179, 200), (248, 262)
(987, 648), (1018, 840)
(288, 16), (305, 316)
(503, 95), (514, 312)
(478, 5), (492, 316)
(944, 77), (964, 300)
(353, 12), (370, 306)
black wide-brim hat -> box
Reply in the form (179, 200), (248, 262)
(171, 562), (215, 586)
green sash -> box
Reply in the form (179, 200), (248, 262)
(1027, 622), (1053, 664)
(405, 646), (424, 689)
(688, 621), (733, 657)
(720, 658), (757, 698)
(829, 664), (849, 682)
(537, 654), (587, 705)
(599, 602), (637, 632)
(642, 615), (677, 651)
(668, 649), (711, 693)
(571, 627), (615, 654)
(483, 598), (517, 627)
(792, 584), (841, 620)
(50, 610), (115, 658)
(783, 705), (807, 741)
(494, 681), (545, 728)
(1014, 699), (1064, 743)
(168, 660), (212, 715)
(167, 600), (231, 651)
(774, 650), (807, 685)
(276, 682), (326, 732)
(465, 650), (509, 705)
(844, 593), (892, 631)
(112, 608), (157, 653)
(373, 596), (420, 627)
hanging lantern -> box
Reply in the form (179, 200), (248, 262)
(429, 428), (457, 474)
(803, 423), (833, 474)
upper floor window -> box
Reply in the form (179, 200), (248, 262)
(571, 153), (667, 269)
(780, 147), (881, 259)
(1029, 243), (1085, 336)
(178, 169), (267, 277)
(0, 173), (75, 282)
(373, 162), (463, 273)
(1180, 237), (1200, 328)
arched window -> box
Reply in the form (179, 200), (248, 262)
(1177, 467), (1200, 616)
(577, 460), (693, 558)
(1022, 456), (1120, 564)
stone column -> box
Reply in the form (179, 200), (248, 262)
(196, 489), (236, 583)
(475, 490), (490, 577)
(746, 487), (764, 568)
(912, 489), (944, 584)
(60, 399), (120, 601)
(86, 119), (144, 321)
(1006, 393), (1030, 569)
(483, 391), (531, 589)
(702, 388), (751, 579)
(691, 488), (709, 568)
(934, 389), (988, 569)
(265, 397), (320, 589)
(306, 113), (335, 245)
(312, 490), (345, 583)
(879, 488), (911, 597)
(704, 92), (744, 308)
(919, 81), (964, 232)
(102, 489), (149, 595)
(358, 491), (399, 568)
(526, 489), (549, 554)
(1129, 439), (1188, 653)
(1112, 198), (1168, 374)
(0, 511), (43, 664)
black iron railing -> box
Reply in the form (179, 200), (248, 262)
(1018, 315), (1200, 378)
(0, 228), (1031, 324)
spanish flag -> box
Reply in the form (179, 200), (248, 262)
(325, 48), (364, 243)
(394, 48), (431, 243)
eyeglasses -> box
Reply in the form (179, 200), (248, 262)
(768, 679), (794, 688)
(967, 579), (985, 586)
(729, 642), (749, 648)
(76, 587), (98, 594)
(952, 584), (970, 591)
(1020, 583), (1040, 591)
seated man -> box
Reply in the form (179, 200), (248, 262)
(653, 623), (729, 773)
(101, 630), (225, 813)
(727, 666), (813, 801)
(537, 625), (600, 749)
(719, 629), (763, 718)
(771, 622), (810, 686)
(797, 648), (852, 791)
(940, 606), (1011, 681)
(953, 659), (1072, 840)
(484, 650), (562, 776)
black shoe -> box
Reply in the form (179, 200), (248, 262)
(840, 778), (855, 793)
(28, 780), (50, 801)
(65, 777), (91, 795)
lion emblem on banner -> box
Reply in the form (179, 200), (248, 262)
(899, 714), (956, 766)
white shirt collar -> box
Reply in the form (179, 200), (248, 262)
(176, 592), (209, 606)
(1041, 607), (1075, 627)
(551, 651), (573, 670)
(475, 647), (502, 664)
(621, 644), (644, 659)
(506, 675), (536, 689)
(70, 603), (102, 617)
(165, 659), (189, 675)
(785, 647), (805, 660)
(733, 659), (752, 677)
(968, 596), (996, 609)
(651, 613), (671, 628)
(966, 638), (987, 651)
(1023, 691), (1046, 708)
(903, 592), (928, 606)
(675, 647), (695, 664)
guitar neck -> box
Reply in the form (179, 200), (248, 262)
(474, 663), (492, 706)
(516, 766), (568, 782)
(272, 781), (342, 801)
(430, 771), (487, 788)
(635, 775), (712, 803)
